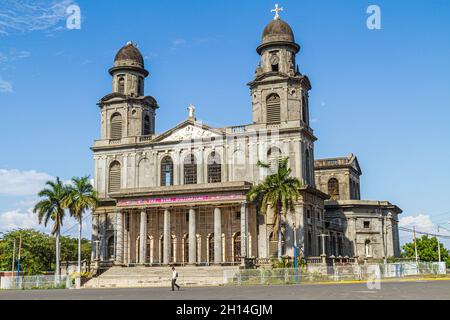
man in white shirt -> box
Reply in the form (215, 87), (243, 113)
(171, 267), (180, 291)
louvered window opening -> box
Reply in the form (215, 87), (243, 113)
(184, 154), (197, 185)
(109, 163), (121, 193)
(118, 77), (125, 94)
(110, 114), (122, 140)
(266, 94), (281, 124)
(207, 152), (221, 183)
(268, 148), (283, 173)
(143, 115), (151, 135)
(328, 178), (340, 200)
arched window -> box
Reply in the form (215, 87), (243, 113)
(268, 147), (282, 173)
(138, 77), (143, 96)
(305, 148), (311, 185)
(184, 154), (197, 185)
(143, 114), (151, 135)
(302, 96), (308, 124)
(328, 178), (340, 200)
(207, 152), (221, 183)
(110, 113), (122, 140)
(109, 161), (121, 193)
(118, 77), (125, 94)
(160, 156), (173, 186)
(266, 94), (281, 124)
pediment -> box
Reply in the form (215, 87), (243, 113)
(155, 120), (223, 143)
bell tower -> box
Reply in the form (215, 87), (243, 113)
(249, 6), (316, 187)
(98, 42), (158, 141)
(249, 6), (311, 128)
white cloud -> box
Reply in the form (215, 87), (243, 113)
(0, 0), (75, 36)
(0, 78), (13, 93)
(399, 214), (436, 234)
(0, 169), (54, 196)
(0, 208), (44, 232)
(0, 207), (92, 238)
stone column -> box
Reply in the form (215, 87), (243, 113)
(92, 214), (99, 261)
(240, 202), (248, 264)
(188, 208), (197, 265)
(163, 209), (171, 265)
(116, 210), (124, 264)
(214, 208), (222, 264)
(139, 210), (147, 264)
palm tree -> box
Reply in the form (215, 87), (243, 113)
(33, 177), (69, 283)
(63, 176), (98, 277)
(247, 157), (302, 260)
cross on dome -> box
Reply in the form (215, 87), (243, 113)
(271, 3), (284, 20)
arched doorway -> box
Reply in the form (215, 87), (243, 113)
(107, 236), (115, 260)
(183, 234), (189, 264)
(365, 240), (371, 257)
(233, 232), (241, 262)
(208, 233), (214, 264)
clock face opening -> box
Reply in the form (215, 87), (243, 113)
(270, 54), (280, 66)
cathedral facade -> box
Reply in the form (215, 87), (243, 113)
(91, 12), (401, 267)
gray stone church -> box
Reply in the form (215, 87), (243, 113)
(91, 11), (401, 267)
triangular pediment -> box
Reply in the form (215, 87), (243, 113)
(348, 154), (363, 175)
(154, 119), (223, 143)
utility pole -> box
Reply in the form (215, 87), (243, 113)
(413, 226), (418, 263)
(17, 235), (22, 288)
(437, 226), (442, 263)
(12, 239), (16, 273)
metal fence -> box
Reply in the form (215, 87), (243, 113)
(0, 275), (72, 290)
(223, 262), (447, 286)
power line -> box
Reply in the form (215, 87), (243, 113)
(398, 226), (450, 240)
(60, 212), (92, 236)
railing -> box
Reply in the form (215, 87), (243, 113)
(231, 126), (247, 133)
(0, 275), (72, 290)
(224, 262), (447, 286)
(306, 257), (323, 264)
(139, 135), (152, 142)
(109, 139), (121, 145)
(315, 158), (348, 167)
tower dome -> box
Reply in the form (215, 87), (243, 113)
(109, 41), (149, 77)
(114, 41), (144, 68)
(257, 19), (300, 54)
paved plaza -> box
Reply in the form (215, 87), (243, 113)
(1, 279), (450, 300)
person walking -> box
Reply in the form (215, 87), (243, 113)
(171, 267), (180, 291)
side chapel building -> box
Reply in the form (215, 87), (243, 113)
(91, 8), (401, 267)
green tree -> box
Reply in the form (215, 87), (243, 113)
(0, 230), (54, 275)
(247, 157), (302, 260)
(33, 177), (69, 282)
(0, 230), (91, 275)
(63, 176), (98, 276)
(402, 235), (450, 267)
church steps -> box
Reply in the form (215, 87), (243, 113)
(83, 266), (239, 289)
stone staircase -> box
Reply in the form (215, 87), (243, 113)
(83, 266), (240, 289)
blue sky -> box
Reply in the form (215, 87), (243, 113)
(0, 0), (449, 247)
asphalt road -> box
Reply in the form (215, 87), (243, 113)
(1, 280), (450, 300)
